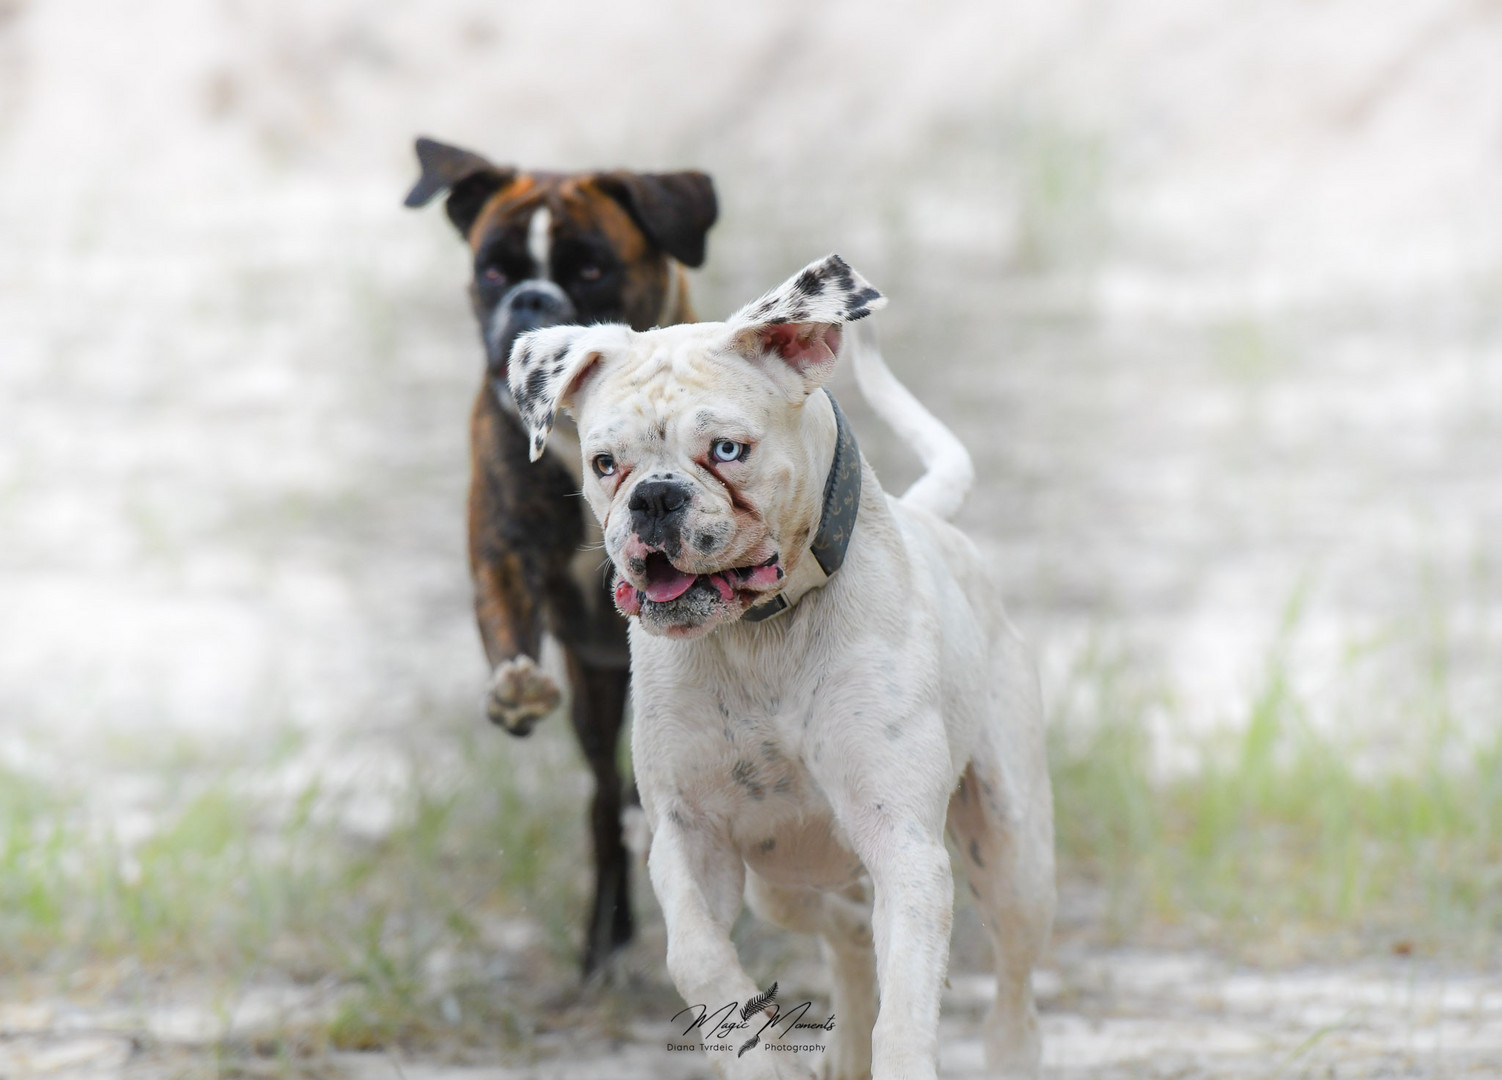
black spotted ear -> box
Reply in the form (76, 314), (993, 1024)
(403, 136), (517, 238)
(725, 254), (886, 394)
(507, 325), (627, 461)
(594, 171), (718, 267)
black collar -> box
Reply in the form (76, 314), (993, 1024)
(743, 392), (861, 623)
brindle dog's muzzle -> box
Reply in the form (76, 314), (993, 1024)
(485, 280), (577, 376)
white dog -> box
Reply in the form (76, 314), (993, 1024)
(509, 255), (1054, 1080)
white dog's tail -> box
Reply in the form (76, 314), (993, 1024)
(847, 324), (974, 521)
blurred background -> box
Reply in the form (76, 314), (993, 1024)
(1, 1), (1499, 1077)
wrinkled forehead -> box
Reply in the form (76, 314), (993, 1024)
(579, 325), (783, 444)
(467, 174), (647, 257)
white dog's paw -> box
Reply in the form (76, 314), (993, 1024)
(817, 1050), (870, 1080)
(484, 656), (561, 735)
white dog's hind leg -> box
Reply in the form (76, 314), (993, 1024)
(946, 752), (1055, 1080)
(745, 874), (877, 1080)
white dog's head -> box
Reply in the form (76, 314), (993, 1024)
(507, 254), (885, 638)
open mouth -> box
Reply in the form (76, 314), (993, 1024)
(614, 551), (783, 619)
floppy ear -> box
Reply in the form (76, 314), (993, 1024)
(594, 171), (718, 267)
(725, 254), (886, 395)
(403, 136), (517, 238)
(507, 325), (627, 461)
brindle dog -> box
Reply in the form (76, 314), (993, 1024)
(405, 137), (717, 973)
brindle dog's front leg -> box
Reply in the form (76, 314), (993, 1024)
(471, 548), (561, 734)
(468, 389), (577, 735)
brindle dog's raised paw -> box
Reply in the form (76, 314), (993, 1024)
(485, 655), (562, 735)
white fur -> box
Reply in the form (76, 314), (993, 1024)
(527, 205), (552, 275)
(847, 323), (974, 521)
(509, 256), (1054, 1079)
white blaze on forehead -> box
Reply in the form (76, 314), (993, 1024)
(527, 205), (552, 277)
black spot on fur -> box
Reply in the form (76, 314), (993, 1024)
(760, 740), (782, 762)
(845, 286), (882, 321)
(759, 837), (776, 853)
(795, 267), (825, 296)
(668, 809), (688, 828)
(695, 531), (717, 553)
(731, 759), (765, 800)
(829, 263), (855, 296)
(773, 775), (793, 794)
(522, 363), (548, 410)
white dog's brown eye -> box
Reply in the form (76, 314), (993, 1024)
(711, 440), (745, 463)
(592, 453), (616, 477)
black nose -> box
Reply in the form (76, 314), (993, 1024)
(629, 479), (691, 550)
(508, 284), (570, 320)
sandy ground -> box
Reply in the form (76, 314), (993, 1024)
(5, 925), (1502, 1078)
(2, 0), (1501, 1076)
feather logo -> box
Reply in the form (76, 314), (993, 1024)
(741, 981), (778, 1019)
(737, 982), (779, 1057)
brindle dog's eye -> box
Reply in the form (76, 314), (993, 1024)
(577, 264), (602, 282)
(592, 453), (616, 477)
(711, 440), (745, 463)
(482, 266), (504, 283)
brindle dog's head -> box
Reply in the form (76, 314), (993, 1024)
(506, 255), (885, 639)
(404, 136), (718, 379)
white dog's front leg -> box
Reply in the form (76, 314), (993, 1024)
(869, 836), (952, 1079)
(834, 794), (953, 1080)
(650, 822), (750, 1004)
(650, 822), (811, 1079)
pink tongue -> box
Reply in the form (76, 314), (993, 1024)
(644, 566), (697, 603)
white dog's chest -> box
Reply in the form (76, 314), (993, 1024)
(664, 711), (866, 889)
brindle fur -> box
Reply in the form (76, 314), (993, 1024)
(407, 137), (716, 974)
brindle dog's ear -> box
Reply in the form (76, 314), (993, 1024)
(508, 324), (629, 462)
(404, 136), (517, 238)
(594, 171), (718, 268)
(726, 254), (886, 395)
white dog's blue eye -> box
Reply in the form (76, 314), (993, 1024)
(592, 453), (616, 477)
(712, 440), (745, 463)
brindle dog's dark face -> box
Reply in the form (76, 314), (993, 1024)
(405, 137), (717, 379)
